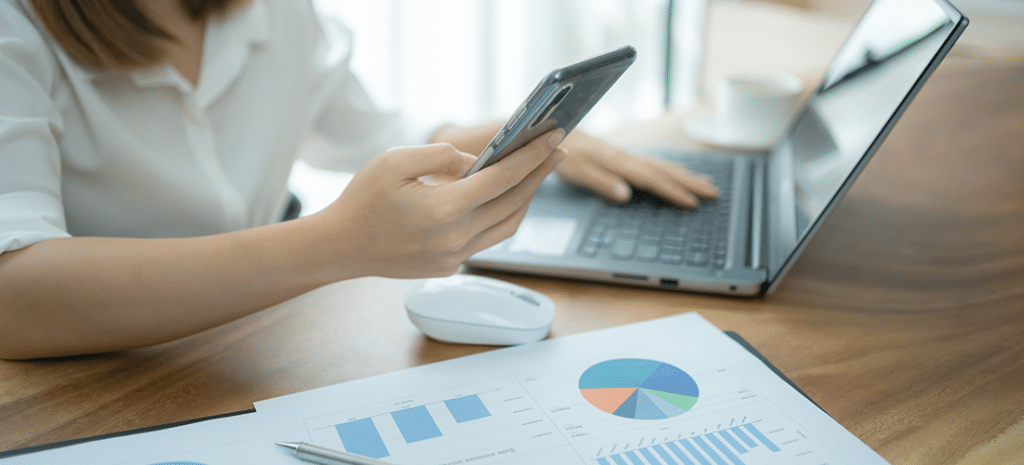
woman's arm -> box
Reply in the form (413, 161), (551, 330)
(0, 134), (565, 360)
(0, 223), (331, 359)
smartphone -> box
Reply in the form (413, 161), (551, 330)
(463, 45), (637, 177)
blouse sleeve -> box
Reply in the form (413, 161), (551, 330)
(300, 5), (438, 173)
(0, 1), (71, 255)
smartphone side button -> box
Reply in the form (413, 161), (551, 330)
(506, 106), (526, 128)
(492, 131), (506, 146)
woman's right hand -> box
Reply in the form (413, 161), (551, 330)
(312, 129), (566, 279)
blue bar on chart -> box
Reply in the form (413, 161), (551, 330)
(652, 444), (678, 465)
(705, 433), (745, 465)
(597, 458), (613, 465)
(742, 423), (781, 453)
(680, 439), (712, 465)
(610, 455), (629, 465)
(729, 426), (758, 449)
(444, 394), (491, 423)
(666, 441), (697, 465)
(691, 436), (728, 465)
(639, 447), (663, 464)
(624, 451), (645, 465)
(334, 417), (390, 459)
(718, 429), (747, 454)
(391, 405), (443, 443)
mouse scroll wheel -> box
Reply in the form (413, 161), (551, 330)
(514, 293), (541, 306)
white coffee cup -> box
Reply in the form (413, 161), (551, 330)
(715, 73), (803, 147)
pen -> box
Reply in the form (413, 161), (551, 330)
(277, 441), (397, 465)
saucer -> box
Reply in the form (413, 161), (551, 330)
(684, 116), (775, 152)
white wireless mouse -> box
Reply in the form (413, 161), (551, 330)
(404, 274), (555, 346)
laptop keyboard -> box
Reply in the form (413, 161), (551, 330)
(577, 157), (733, 269)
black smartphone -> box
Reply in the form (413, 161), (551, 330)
(463, 45), (637, 177)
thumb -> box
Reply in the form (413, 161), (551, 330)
(409, 143), (477, 181)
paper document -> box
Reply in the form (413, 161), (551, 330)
(255, 312), (891, 465)
(2, 412), (276, 465)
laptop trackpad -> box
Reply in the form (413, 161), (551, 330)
(503, 175), (600, 257)
(506, 216), (578, 256)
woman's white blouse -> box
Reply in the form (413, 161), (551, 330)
(0, 0), (416, 254)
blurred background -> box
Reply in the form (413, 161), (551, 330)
(312, 0), (706, 131)
(291, 0), (1024, 216)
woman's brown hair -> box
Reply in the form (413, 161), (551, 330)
(29, 0), (245, 71)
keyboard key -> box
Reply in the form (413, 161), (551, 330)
(659, 253), (683, 264)
(611, 239), (637, 259)
(687, 252), (709, 266)
(636, 245), (659, 261)
(577, 154), (734, 269)
(600, 230), (616, 246)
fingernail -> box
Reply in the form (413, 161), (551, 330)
(614, 183), (631, 202)
(700, 175), (719, 195)
(548, 129), (565, 149)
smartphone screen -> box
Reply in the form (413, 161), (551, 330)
(463, 46), (637, 177)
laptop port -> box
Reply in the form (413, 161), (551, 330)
(613, 273), (648, 281)
(660, 278), (679, 287)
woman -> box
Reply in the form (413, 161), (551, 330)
(0, 0), (717, 359)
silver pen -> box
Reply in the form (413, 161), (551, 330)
(277, 441), (397, 465)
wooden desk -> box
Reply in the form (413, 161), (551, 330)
(2, 63), (1022, 465)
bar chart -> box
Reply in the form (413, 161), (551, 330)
(300, 377), (569, 462)
(257, 314), (886, 464)
(512, 341), (843, 464)
(594, 422), (780, 465)
(332, 394), (492, 458)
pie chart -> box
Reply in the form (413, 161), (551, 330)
(579, 358), (699, 420)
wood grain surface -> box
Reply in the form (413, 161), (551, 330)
(2, 61), (1022, 465)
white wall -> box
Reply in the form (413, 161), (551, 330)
(312, 0), (709, 130)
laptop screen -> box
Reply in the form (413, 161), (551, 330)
(765, 0), (966, 288)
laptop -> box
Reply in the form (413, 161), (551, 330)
(466, 0), (968, 296)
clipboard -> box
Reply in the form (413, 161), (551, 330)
(0, 332), (821, 460)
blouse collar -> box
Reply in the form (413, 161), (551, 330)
(58, 0), (270, 104)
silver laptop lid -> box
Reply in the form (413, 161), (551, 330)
(763, 0), (968, 293)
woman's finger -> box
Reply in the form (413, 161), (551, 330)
(662, 163), (719, 199)
(603, 154), (719, 208)
(555, 149), (633, 203)
(458, 198), (534, 260)
(378, 143), (469, 181)
(467, 147), (567, 235)
(451, 129), (565, 209)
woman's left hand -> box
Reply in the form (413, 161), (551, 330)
(555, 131), (719, 208)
